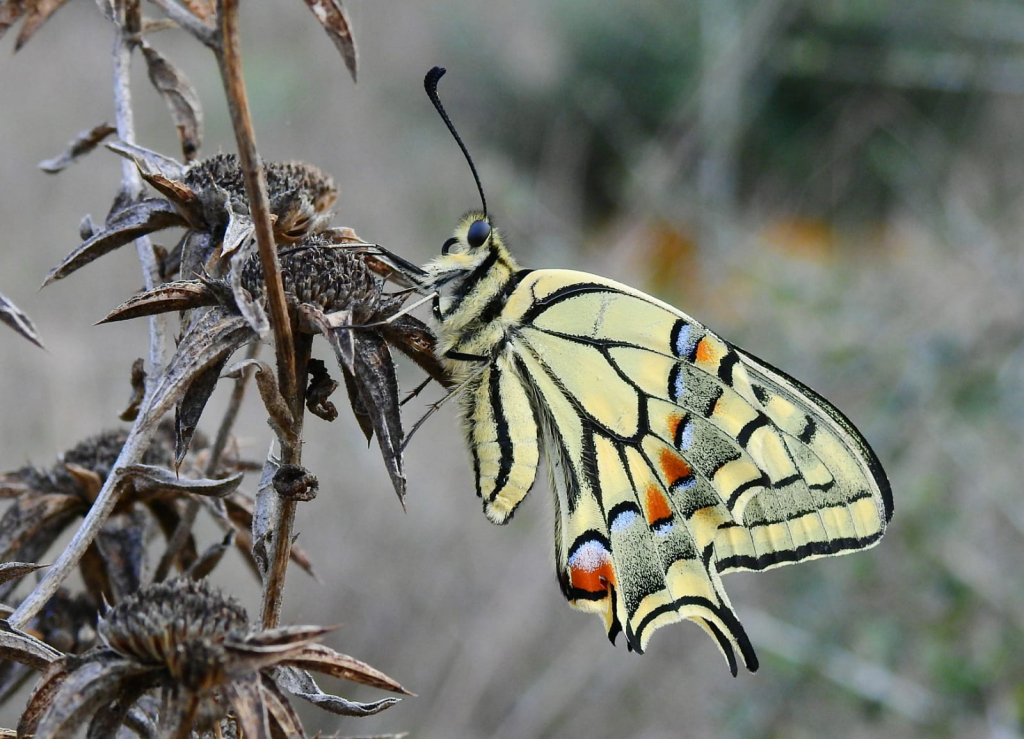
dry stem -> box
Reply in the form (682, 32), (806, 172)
(216, 0), (306, 629)
(10, 1), (166, 627)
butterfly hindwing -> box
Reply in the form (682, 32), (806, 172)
(471, 268), (891, 670)
(460, 356), (541, 525)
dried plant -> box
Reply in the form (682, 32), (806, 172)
(43, 145), (341, 288)
(18, 579), (408, 739)
(99, 236), (447, 504)
(0, 0), (422, 734)
(0, 424), (313, 607)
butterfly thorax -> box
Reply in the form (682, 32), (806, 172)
(421, 215), (526, 381)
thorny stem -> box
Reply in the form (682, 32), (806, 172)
(260, 333), (311, 628)
(215, 0), (305, 629)
(10, 1), (166, 628)
(153, 342), (259, 583)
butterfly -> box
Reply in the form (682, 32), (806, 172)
(389, 67), (893, 675)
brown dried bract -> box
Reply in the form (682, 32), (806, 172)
(100, 235), (451, 507)
(18, 579), (407, 738)
(44, 143), (338, 286)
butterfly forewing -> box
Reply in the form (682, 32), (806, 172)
(471, 268), (892, 671)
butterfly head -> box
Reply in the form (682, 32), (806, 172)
(421, 211), (517, 291)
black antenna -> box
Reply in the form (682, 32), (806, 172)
(425, 66), (487, 217)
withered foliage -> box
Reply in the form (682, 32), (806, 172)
(0, 424), (313, 609)
(1, 0), (429, 735)
(18, 579), (408, 738)
(44, 144), (340, 287)
(102, 236), (447, 504)
(0, 291), (44, 349)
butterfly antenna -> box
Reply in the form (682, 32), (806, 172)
(425, 66), (487, 217)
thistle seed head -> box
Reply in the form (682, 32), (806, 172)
(241, 238), (382, 319)
(97, 579), (248, 691)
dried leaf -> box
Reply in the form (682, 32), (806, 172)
(105, 139), (185, 182)
(340, 367), (373, 443)
(119, 358), (147, 422)
(225, 359), (296, 447)
(84, 673), (157, 739)
(0, 620), (61, 669)
(260, 675), (307, 739)
(17, 658), (72, 737)
(237, 624), (334, 651)
(301, 0), (358, 82)
(299, 304), (354, 373)
(175, 357), (227, 464)
(98, 281), (219, 324)
(283, 643), (410, 695)
(306, 357), (339, 422)
(136, 308), (253, 436)
(349, 333), (405, 505)
(0, 494), (81, 599)
(251, 451), (281, 578)
(43, 199), (186, 286)
(186, 530), (234, 580)
(0, 290), (44, 349)
(14, 0), (70, 51)
(0, 561), (46, 587)
(229, 239), (269, 336)
(92, 515), (147, 602)
(119, 463), (245, 499)
(140, 42), (203, 161)
(227, 673), (271, 739)
(275, 666), (400, 717)
(39, 123), (117, 173)
(382, 314), (451, 388)
(29, 653), (152, 739)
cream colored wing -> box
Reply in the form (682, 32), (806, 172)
(482, 268), (891, 674)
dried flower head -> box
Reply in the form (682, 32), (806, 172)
(18, 579), (407, 739)
(0, 424), (312, 611)
(42, 143), (341, 287)
(100, 236), (449, 506)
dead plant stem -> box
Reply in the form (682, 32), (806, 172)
(10, 1), (166, 627)
(215, 0), (305, 629)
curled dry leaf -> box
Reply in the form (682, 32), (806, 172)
(0, 291), (44, 349)
(301, 0), (359, 82)
(38, 123), (117, 173)
(119, 358), (146, 422)
(140, 42), (203, 161)
(42, 198), (185, 287)
(274, 666), (401, 718)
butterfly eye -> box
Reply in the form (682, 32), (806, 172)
(466, 219), (491, 248)
(441, 236), (459, 255)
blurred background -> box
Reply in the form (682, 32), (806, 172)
(1, 0), (1023, 737)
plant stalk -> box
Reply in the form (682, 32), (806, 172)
(10, 0), (166, 627)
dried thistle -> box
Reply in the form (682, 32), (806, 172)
(0, 424), (312, 610)
(42, 143), (340, 287)
(100, 236), (449, 505)
(18, 579), (408, 738)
